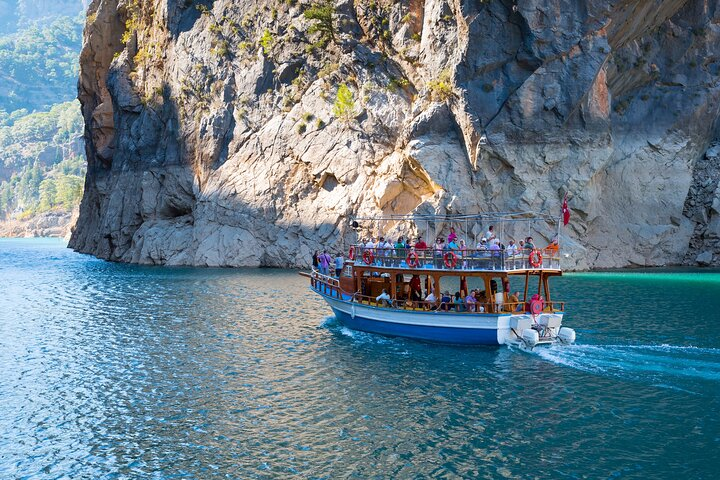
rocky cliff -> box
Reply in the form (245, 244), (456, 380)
(70, 0), (720, 268)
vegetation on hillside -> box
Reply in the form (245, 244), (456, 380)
(0, 3), (86, 227)
(0, 13), (84, 117)
(0, 101), (85, 220)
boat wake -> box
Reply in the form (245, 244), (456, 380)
(534, 343), (720, 392)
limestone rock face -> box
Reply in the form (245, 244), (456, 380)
(70, 0), (720, 268)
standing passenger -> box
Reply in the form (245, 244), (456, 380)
(334, 253), (344, 277)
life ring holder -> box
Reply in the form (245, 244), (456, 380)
(348, 246), (356, 261)
(529, 249), (543, 268)
(443, 251), (458, 269)
(406, 251), (419, 268)
(362, 249), (374, 265)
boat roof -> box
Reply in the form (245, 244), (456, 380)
(352, 211), (557, 222)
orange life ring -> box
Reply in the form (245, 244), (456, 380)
(529, 249), (543, 268)
(406, 251), (419, 268)
(348, 246), (356, 260)
(363, 249), (374, 265)
(443, 251), (458, 269)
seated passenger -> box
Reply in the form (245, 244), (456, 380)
(453, 292), (465, 311)
(425, 290), (437, 310)
(506, 239), (518, 256)
(414, 236), (428, 250)
(465, 290), (478, 312)
(440, 291), (452, 311)
(510, 291), (523, 312)
(376, 289), (392, 307)
(545, 238), (559, 253)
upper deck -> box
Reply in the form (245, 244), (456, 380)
(349, 245), (561, 274)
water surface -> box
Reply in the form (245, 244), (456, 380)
(1, 238), (719, 478)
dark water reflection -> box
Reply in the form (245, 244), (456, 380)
(1, 239), (719, 479)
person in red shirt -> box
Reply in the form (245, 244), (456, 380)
(409, 275), (422, 300)
(414, 236), (427, 250)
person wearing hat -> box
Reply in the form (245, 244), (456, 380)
(440, 291), (452, 311)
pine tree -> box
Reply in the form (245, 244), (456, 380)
(332, 83), (355, 124)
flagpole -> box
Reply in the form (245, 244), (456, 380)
(559, 191), (568, 248)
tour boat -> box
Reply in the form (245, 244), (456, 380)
(308, 213), (576, 348)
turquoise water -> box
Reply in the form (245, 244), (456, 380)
(1, 238), (719, 479)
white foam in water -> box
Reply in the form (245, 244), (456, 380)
(535, 343), (720, 388)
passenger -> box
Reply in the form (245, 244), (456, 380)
(453, 291), (465, 311)
(334, 253), (344, 277)
(476, 238), (488, 258)
(318, 250), (331, 275)
(518, 239), (525, 250)
(440, 291), (452, 311)
(425, 290), (437, 310)
(447, 227), (457, 244)
(458, 239), (468, 268)
(409, 274), (422, 300)
(364, 237), (375, 252)
(383, 237), (394, 265)
(465, 289), (478, 312)
(313, 250), (319, 268)
(376, 289), (392, 307)
(447, 238), (459, 250)
(434, 238), (444, 268)
(508, 291), (522, 312)
(525, 236), (536, 251)
(415, 236), (428, 250)
(485, 225), (496, 242)
(506, 239), (518, 256)
(545, 237), (559, 253)
(376, 236), (386, 256)
(489, 240), (501, 256)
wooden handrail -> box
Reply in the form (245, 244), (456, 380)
(311, 273), (565, 313)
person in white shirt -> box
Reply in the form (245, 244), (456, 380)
(376, 289), (392, 307)
(425, 290), (437, 310)
(506, 239), (518, 256)
(485, 225), (495, 241)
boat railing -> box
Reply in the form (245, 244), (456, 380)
(349, 246), (561, 271)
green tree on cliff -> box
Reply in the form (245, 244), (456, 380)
(332, 83), (356, 124)
(304, 2), (334, 47)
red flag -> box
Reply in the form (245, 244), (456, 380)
(562, 192), (570, 226)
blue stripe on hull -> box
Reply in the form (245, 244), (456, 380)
(331, 308), (500, 345)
